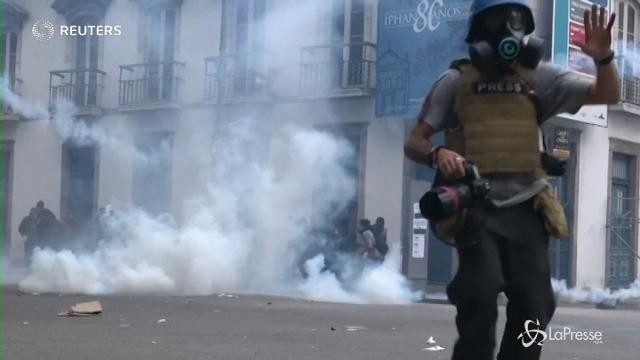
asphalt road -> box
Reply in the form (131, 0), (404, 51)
(3, 285), (640, 360)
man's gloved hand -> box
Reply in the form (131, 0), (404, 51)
(540, 153), (567, 177)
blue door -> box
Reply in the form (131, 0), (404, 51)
(607, 153), (636, 288)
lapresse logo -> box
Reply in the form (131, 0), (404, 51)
(32, 19), (122, 41)
(517, 319), (604, 348)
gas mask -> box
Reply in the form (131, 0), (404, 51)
(469, 6), (544, 73)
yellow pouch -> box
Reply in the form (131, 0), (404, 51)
(533, 187), (568, 237)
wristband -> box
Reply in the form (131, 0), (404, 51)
(429, 145), (445, 168)
(597, 51), (615, 66)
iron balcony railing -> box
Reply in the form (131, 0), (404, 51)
(620, 76), (640, 106)
(204, 52), (270, 101)
(119, 61), (185, 106)
(49, 69), (106, 108)
(2, 73), (21, 115)
(616, 54), (640, 106)
(300, 42), (376, 95)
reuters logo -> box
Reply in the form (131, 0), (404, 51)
(32, 20), (55, 41)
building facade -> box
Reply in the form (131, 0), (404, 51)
(1, 0), (639, 291)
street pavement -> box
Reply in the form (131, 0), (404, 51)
(3, 285), (640, 360)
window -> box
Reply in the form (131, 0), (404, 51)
(145, 7), (178, 100)
(1, 2), (26, 96)
(330, 0), (373, 88)
(617, 1), (640, 77)
(50, 0), (109, 108)
(220, 0), (267, 95)
(0, 30), (18, 90)
(73, 17), (100, 106)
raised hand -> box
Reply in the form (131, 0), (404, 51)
(575, 4), (616, 61)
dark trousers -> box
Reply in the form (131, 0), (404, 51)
(447, 200), (556, 360)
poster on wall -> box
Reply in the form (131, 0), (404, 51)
(376, 0), (473, 118)
(553, 0), (609, 127)
(412, 202), (428, 259)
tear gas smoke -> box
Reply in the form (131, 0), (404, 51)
(552, 278), (640, 304)
(2, 83), (420, 304)
(0, 79), (164, 166)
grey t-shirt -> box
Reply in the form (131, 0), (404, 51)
(421, 62), (592, 207)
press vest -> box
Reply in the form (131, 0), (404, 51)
(445, 61), (545, 178)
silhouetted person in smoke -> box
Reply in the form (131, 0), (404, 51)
(373, 217), (389, 258)
(357, 219), (382, 262)
(34, 200), (64, 251)
(19, 208), (38, 264)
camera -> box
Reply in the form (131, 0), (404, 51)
(419, 162), (491, 222)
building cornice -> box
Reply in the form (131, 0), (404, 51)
(130, 0), (182, 11)
(2, 1), (29, 30)
(51, 0), (112, 23)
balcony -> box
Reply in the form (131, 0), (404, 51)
(204, 52), (271, 103)
(300, 42), (376, 98)
(49, 69), (106, 116)
(621, 76), (640, 106)
(118, 61), (185, 109)
(2, 74), (22, 121)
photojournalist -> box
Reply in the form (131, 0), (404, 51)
(404, 0), (620, 359)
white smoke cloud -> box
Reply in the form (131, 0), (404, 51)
(5, 90), (419, 304)
(3, 0), (423, 305)
(552, 278), (640, 304)
(15, 117), (419, 304)
(298, 244), (422, 304)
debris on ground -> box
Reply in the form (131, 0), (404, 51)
(57, 301), (103, 317)
(344, 326), (367, 332)
(217, 293), (237, 299)
(422, 336), (445, 351)
(422, 345), (446, 352)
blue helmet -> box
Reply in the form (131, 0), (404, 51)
(466, 0), (535, 42)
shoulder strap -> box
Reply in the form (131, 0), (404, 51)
(449, 58), (472, 72)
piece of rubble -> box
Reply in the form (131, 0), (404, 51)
(422, 345), (446, 352)
(217, 293), (237, 298)
(344, 326), (367, 332)
(57, 301), (103, 317)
